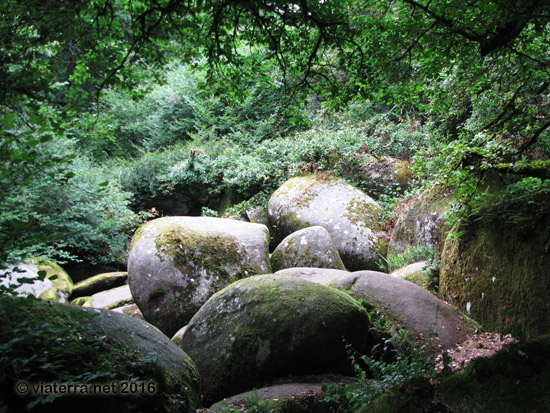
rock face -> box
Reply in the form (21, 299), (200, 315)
(356, 155), (414, 198)
(179, 274), (369, 405)
(0, 297), (201, 412)
(440, 209), (550, 340)
(0, 258), (73, 302)
(388, 185), (453, 256)
(275, 267), (351, 284)
(112, 303), (144, 319)
(268, 174), (387, 271)
(128, 216), (271, 337)
(270, 226), (346, 272)
(276, 268), (472, 353)
(71, 271), (127, 298)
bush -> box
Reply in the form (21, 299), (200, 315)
(0, 131), (145, 265)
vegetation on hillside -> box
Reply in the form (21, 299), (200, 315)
(2, 0), (548, 266)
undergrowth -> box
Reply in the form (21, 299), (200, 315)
(322, 331), (433, 412)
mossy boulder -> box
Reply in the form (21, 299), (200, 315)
(271, 226), (346, 272)
(86, 285), (134, 310)
(71, 271), (127, 298)
(0, 297), (200, 412)
(71, 285), (133, 310)
(440, 208), (550, 340)
(388, 185), (453, 256)
(356, 154), (414, 198)
(0, 258), (73, 302)
(246, 206), (269, 226)
(277, 268), (473, 353)
(268, 173), (387, 271)
(128, 216), (271, 337)
(179, 274), (370, 405)
(338, 271), (473, 352)
(390, 261), (432, 291)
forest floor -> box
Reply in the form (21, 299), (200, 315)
(434, 331), (518, 373)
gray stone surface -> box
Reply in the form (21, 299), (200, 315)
(271, 226), (346, 271)
(389, 186), (453, 256)
(72, 271), (127, 298)
(128, 216), (271, 336)
(0, 258), (73, 302)
(277, 268), (473, 353)
(88, 284), (134, 310)
(179, 274), (369, 405)
(268, 174), (386, 270)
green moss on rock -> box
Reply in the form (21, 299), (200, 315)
(71, 296), (93, 307)
(72, 272), (127, 298)
(440, 207), (550, 339)
(155, 228), (256, 281)
(344, 197), (383, 231)
(0, 296), (201, 412)
(357, 335), (550, 413)
(180, 274), (370, 405)
(389, 185), (453, 256)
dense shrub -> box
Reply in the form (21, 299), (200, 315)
(0, 131), (145, 265)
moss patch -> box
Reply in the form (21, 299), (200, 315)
(357, 335), (550, 413)
(182, 275), (370, 405)
(29, 257), (74, 301)
(155, 228), (256, 281)
(440, 206), (550, 339)
(389, 185), (453, 256)
(343, 197), (383, 231)
(72, 272), (127, 298)
(0, 297), (201, 412)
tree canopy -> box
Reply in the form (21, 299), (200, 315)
(1, 0), (549, 263)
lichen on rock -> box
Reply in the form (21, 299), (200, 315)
(127, 216), (271, 337)
(268, 173), (386, 270)
(388, 185), (454, 256)
(270, 226), (346, 271)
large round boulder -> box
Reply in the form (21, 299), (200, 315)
(128, 216), (271, 337)
(179, 274), (369, 405)
(276, 267), (473, 353)
(355, 154), (414, 198)
(0, 297), (200, 412)
(268, 173), (387, 270)
(0, 258), (73, 302)
(270, 226), (346, 272)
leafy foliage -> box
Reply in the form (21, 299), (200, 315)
(1, 0), (548, 268)
(0, 119), (146, 264)
(322, 333), (432, 412)
(377, 245), (437, 273)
